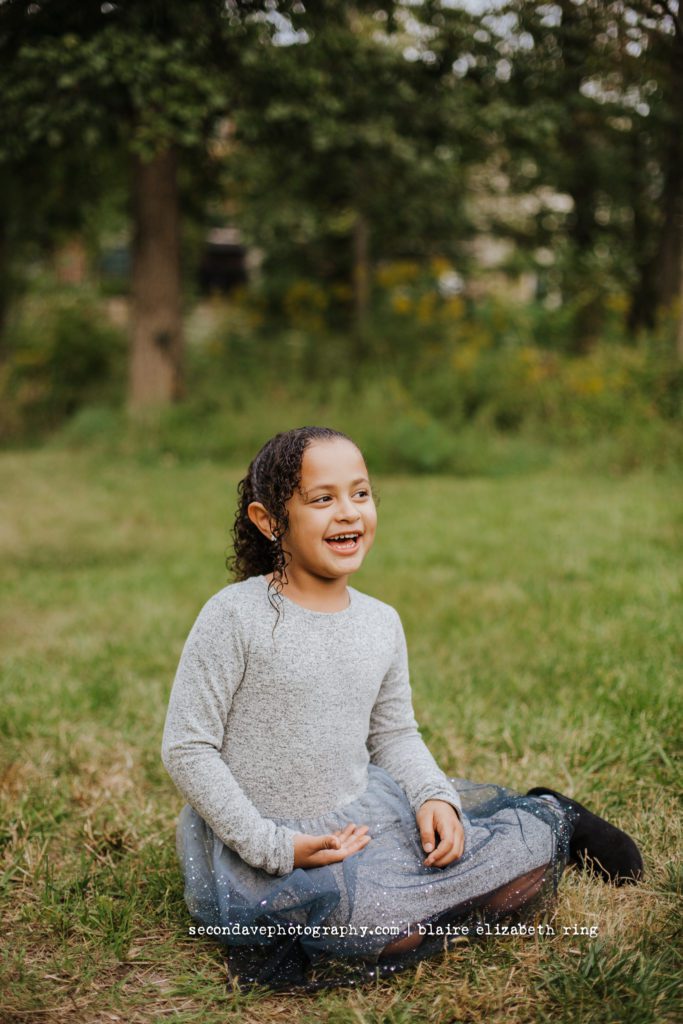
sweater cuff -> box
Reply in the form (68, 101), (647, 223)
(273, 825), (299, 876)
(411, 782), (463, 822)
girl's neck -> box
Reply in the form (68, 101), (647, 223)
(265, 569), (351, 612)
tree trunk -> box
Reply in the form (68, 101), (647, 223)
(0, 216), (7, 362)
(352, 211), (370, 341)
(128, 146), (184, 411)
(627, 127), (658, 334)
(677, 255), (683, 362)
(653, 133), (683, 316)
(556, 1), (602, 353)
(638, 138), (683, 352)
(643, 8), (683, 350)
(53, 236), (88, 285)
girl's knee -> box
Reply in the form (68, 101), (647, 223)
(483, 862), (550, 913)
(378, 925), (424, 958)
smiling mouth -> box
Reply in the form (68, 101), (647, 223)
(324, 533), (362, 553)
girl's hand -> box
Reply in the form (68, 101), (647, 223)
(416, 800), (465, 868)
(293, 822), (371, 869)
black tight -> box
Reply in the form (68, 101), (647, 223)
(378, 863), (549, 958)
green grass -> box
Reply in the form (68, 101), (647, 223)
(0, 449), (681, 1023)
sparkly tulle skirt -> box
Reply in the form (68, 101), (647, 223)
(175, 764), (578, 992)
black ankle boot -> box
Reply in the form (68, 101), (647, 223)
(526, 786), (644, 886)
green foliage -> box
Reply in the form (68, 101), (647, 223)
(1, 31), (230, 161)
(230, 2), (480, 294)
(207, 273), (683, 445)
(0, 1), (252, 161)
(2, 0), (682, 361)
(0, 284), (126, 441)
(487, 0), (683, 339)
(4, 270), (681, 470)
(40, 336), (682, 479)
(213, 0), (683, 345)
(0, 0), (266, 361)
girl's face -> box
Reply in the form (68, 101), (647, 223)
(281, 438), (377, 582)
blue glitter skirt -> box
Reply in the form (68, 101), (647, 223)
(175, 764), (578, 992)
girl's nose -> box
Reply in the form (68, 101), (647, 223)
(337, 503), (361, 521)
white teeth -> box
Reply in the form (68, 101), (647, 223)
(327, 534), (358, 541)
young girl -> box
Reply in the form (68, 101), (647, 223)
(161, 426), (643, 993)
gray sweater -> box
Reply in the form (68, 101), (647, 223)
(161, 574), (462, 877)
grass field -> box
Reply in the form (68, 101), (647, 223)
(1, 449), (681, 1023)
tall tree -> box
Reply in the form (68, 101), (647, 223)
(0, 0), (285, 409)
(625, 1), (683, 344)
(230, 1), (482, 340)
(488, 0), (682, 349)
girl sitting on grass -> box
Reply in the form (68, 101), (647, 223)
(161, 425), (643, 992)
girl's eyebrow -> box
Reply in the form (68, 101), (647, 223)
(306, 477), (370, 492)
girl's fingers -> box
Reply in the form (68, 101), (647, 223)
(334, 835), (372, 861)
(318, 830), (352, 851)
(302, 825), (372, 866)
(427, 835), (464, 867)
(337, 827), (370, 851)
(332, 824), (356, 839)
(332, 823), (369, 841)
(346, 824), (370, 838)
(320, 834), (341, 850)
(315, 833), (371, 865)
(424, 833), (457, 867)
(430, 850), (456, 867)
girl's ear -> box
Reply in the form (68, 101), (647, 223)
(247, 501), (276, 541)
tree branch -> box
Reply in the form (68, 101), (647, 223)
(645, 0), (683, 40)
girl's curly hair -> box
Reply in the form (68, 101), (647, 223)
(226, 426), (370, 620)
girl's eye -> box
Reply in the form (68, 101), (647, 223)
(311, 491), (369, 503)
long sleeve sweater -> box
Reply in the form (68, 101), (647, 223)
(161, 574), (462, 877)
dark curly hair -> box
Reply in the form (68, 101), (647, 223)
(226, 426), (375, 622)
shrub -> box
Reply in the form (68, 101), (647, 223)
(0, 287), (126, 443)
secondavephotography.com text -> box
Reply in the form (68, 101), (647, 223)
(189, 921), (599, 940)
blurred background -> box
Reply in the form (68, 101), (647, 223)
(1, 0), (681, 474)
